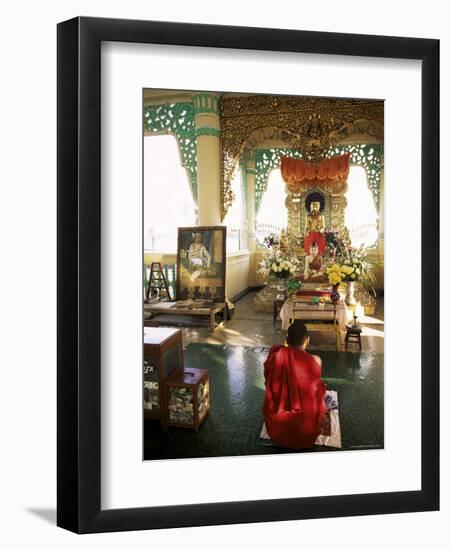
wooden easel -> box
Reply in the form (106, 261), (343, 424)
(145, 262), (172, 302)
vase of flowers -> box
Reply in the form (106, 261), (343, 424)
(344, 280), (356, 305)
(326, 243), (381, 308)
(259, 249), (301, 281)
(326, 259), (361, 305)
(327, 251), (370, 305)
(341, 256), (365, 305)
(330, 283), (340, 304)
(326, 264), (345, 303)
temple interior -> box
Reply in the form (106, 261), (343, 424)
(143, 91), (384, 459)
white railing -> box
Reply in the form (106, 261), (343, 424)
(255, 223), (284, 246)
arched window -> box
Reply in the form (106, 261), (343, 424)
(256, 169), (287, 243)
(224, 168), (246, 252)
(345, 165), (378, 247)
(144, 135), (197, 252)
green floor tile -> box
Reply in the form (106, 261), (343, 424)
(144, 344), (384, 460)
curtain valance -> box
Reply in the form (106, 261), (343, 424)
(280, 154), (350, 194)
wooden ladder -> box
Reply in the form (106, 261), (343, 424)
(145, 262), (172, 302)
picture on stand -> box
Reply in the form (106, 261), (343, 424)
(176, 226), (226, 302)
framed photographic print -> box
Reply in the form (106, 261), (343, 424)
(176, 226), (226, 302)
(57, 17), (439, 533)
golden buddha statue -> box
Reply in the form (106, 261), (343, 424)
(304, 200), (326, 255)
(303, 241), (326, 281)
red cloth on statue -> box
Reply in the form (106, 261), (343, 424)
(263, 346), (326, 449)
(304, 231), (326, 255)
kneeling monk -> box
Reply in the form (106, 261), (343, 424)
(263, 321), (326, 449)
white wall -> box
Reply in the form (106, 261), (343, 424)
(226, 251), (251, 299)
(0, 1), (448, 548)
(144, 251), (251, 300)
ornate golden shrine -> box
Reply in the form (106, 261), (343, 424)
(281, 154), (351, 251)
(219, 94), (384, 218)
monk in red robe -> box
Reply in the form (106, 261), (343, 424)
(263, 321), (326, 449)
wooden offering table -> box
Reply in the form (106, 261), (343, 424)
(280, 295), (351, 351)
(143, 327), (183, 425)
(144, 300), (227, 332)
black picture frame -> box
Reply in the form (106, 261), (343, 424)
(57, 16), (439, 533)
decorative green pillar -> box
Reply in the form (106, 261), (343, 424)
(377, 155), (385, 290)
(193, 93), (221, 226)
(378, 155), (384, 250)
(245, 149), (258, 286)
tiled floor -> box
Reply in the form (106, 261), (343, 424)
(177, 291), (384, 353)
(143, 291), (384, 460)
(144, 343), (384, 460)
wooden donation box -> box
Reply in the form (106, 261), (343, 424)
(164, 368), (210, 430)
(143, 327), (183, 425)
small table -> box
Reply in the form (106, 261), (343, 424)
(292, 302), (341, 351)
(280, 298), (351, 351)
(345, 324), (363, 350)
(144, 301), (227, 332)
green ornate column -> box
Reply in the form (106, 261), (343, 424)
(193, 93), (222, 226)
(244, 149), (258, 285)
(377, 154), (385, 289)
(378, 154), (384, 250)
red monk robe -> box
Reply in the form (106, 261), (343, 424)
(263, 346), (326, 449)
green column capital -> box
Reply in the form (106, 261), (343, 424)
(193, 93), (221, 137)
(192, 93), (220, 115)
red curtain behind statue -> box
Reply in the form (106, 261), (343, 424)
(280, 154), (350, 190)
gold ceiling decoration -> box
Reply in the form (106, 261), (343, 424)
(219, 94), (384, 218)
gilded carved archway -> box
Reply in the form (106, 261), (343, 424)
(220, 94), (384, 219)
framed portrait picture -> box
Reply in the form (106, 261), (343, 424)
(176, 226), (227, 302)
(57, 17), (439, 533)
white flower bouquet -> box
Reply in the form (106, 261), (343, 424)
(258, 249), (301, 279)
